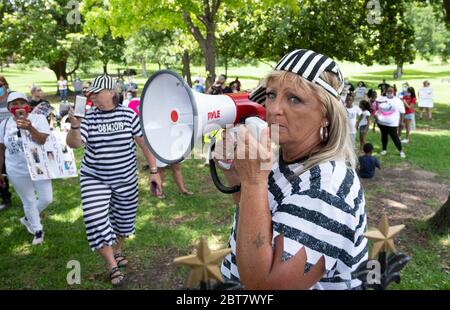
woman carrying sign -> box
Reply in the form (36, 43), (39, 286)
(0, 92), (52, 245)
(66, 74), (162, 287)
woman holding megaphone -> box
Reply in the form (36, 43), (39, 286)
(66, 74), (162, 286)
(216, 49), (368, 290)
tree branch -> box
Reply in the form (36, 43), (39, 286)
(445, 0), (450, 23)
(212, 0), (221, 16)
(204, 0), (211, 17)
(67, 56), (81, 76)
(183, 11), (206, 51)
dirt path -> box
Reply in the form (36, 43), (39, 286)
(362, 166), (449, 251)
(362, 166), (448, 225)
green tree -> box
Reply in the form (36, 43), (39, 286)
(94, 33), (125, 74)
(85, 0), (297, 87)
(0, 0), (94, 82)
(0, 1), (14, 71)
(216, 1), (378, 69)
(123, 29), (177, 76)
(369, 0), (415, 79)
(407, 3), (450, 61)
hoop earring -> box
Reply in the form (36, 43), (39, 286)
(320, 126), (329, 142)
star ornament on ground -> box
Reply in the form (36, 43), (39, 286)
(363, 213), (405, 259)
(174, 236), (231, 288)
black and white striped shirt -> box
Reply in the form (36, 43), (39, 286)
(80, 106), (142, 184)
(221, 159), (368, 290)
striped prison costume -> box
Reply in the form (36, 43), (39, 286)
(221, 159), (368, 290)
(80, 105), (141, 250)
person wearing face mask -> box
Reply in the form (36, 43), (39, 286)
(398, 82), (409, 99)
(399, 87), (417, 144)
(0, 92), (52, 244)
(122, 90), (135, 107)
(0, 76), (13, 210)
(375, 87), (406, 158)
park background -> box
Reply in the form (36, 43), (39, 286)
(0, 0), (449, 289)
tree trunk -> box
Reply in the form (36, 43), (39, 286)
(428, 194), (450, 233)
(394, 63), (403, 79)
(444, 0), (450, 24)
(140, 58), (148, 77)
(0, 62), (3, 73)
(224, 54), (228, 78)
(205, 32), (216, 89)
(103, 62), (108, 74)
(182, 50), (192, 87)
(158, 62), (161, 71)
(49, 59), (68, 94)
(182, 3), (219, 89)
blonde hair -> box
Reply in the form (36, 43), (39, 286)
(262, 70), (356, 175)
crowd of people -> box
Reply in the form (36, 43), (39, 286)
(0, 55), (439, 289)
(342, 78), (435, 180)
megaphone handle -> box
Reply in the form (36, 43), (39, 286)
(209, 142), (241, 194)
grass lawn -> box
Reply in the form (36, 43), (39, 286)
(0, 60), (449, 289)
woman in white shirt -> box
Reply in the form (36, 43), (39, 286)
(57, 75), (68, 103)
(356, 100), (372, 153)
(0, 92), (52, 245)
(375, 87), (406, 158)
(418, 80), (434, 120)
(354, 81), (368, 105)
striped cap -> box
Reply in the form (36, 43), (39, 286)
(86, 74), (116, 94)
(249, 49), (344, 104)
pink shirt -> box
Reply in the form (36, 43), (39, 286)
(128, 98), (140, 115)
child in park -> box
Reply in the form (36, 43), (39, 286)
(368, 89), (379, 132)
(358, 143), (381, 179)
(345, 94), (361, 144)
(356, 100), (372, 153)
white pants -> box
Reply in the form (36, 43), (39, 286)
(9, 175), (53, 232)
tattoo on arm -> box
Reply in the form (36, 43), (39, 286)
(253, 232), (266, 249)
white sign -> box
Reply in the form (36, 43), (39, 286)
(21, 130), (78, 181)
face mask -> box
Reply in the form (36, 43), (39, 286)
(403, 87), (408, 91)
(127, 95), (133, 100)
(405, 92), (411, 97)
(0, 87), (5, 97)
(386, 93), (394, 98)
(10, 105), (31, 117)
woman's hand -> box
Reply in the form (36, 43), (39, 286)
(148, 172), (162, 197)
(68, 108), (81, 128)
(212, 129), (241, 186)
(233, 125), (272, 186)
(15, 118), (33, 131)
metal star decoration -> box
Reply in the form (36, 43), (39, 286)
(364, 212), (405, 259)
(174, 236), (231, 288)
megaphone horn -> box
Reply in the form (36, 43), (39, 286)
(140, 70), (265, 165)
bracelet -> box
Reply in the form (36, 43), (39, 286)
(71, 126), (80, 130)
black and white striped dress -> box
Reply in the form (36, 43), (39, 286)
(79, 106), (142, 250)
(221, 158), (368, 290)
